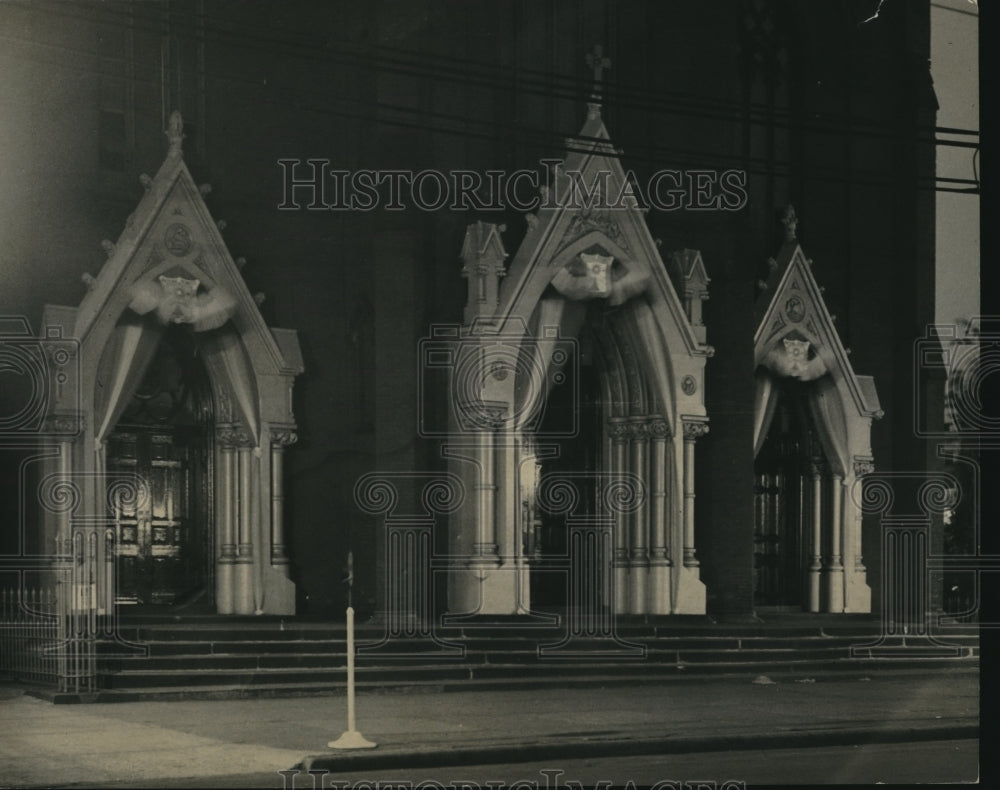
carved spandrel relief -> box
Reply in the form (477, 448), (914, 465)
(765, 312), (787, 341)
(559, 211), (631, 255)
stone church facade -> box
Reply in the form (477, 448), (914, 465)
(0, 0), (941, 623)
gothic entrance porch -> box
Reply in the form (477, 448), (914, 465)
(39, 111), (304, 617)
(753, 220), (882, 613)
(444, 101), (713, 618)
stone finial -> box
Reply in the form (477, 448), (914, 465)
(81, 273), (97, 291)
(236, 256), (247, 270)
(199, 183), (213, 197)
(216, 219), (227, 232)
(166, 110), (185, 157)
(253, 292), (266, 306)
(100, 239), (116, 258)
(139, 173), (153, 191)
(781, 204), (798, 242)
(585, 44), (611, 101)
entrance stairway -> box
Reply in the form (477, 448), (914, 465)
(63, 612), (981, 702)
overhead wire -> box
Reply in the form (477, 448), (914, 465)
(0, 0), (980, 195)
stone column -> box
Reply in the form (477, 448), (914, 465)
(852, 459), (874, 572)
(807, 461), (824, 612)
(681, 420), (709, 567)
(270, 431), (297, 573)
(825, 471), (845, 613)
(608, 418), (630, 614)
(215, 429), (243, 614)
(471, 406), (504, 566)
(218, 427), (254, 615)
(235, 444), (255, 613)
(647, 418), (672, 614)
(627, 418), (650, 615)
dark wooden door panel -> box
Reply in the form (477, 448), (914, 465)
(108, 429), (203, 605)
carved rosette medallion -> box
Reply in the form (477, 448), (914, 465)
(164, 223), (193, 257)
(681, 375), (697, 396)
(785, 295), (805, 323)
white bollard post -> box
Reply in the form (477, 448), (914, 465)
(327, 606), (376, 749)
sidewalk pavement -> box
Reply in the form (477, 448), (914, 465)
(0, 667), (980, 789)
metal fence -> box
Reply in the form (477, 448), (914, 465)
(0, 583), (99, 694)
(0, 587), (60, 687)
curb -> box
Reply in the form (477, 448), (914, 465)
(22, 663), (981, 705)
(299, 723), (979, 773)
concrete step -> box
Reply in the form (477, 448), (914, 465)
(93, 616), (980, 698)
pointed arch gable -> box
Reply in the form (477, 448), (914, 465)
(449, 106), (711, 617)
(46, 111), (303, 617)
(753, 233), (878, 614)
(755, 241), (882, 426)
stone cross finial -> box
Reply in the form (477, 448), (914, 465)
(585, 44), (612, 99)
(781, 204), (798, 242)
(166, 110), (185, 157)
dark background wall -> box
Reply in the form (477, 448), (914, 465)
(0, 0), (937, 617)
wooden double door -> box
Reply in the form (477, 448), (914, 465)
(107, 427), (210, 605)
(753, 383), (818, 609)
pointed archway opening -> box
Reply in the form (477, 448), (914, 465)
(104, 323), (214, 609)
(528, 320), (604, 613)
(753, 377), (827, 610)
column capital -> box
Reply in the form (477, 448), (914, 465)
(607, 418), (630, 442)
(647, 418), (671, 440)
(681, 419), (709, 441)
(627, 417), (651, 441)
(217, 426), (254, 448)
(456, 399), (507, 431)
(853, 457), (875, 477)
(271, 429), (298, 447)
(809, 459), (828, 478)
(45, 413), (84, 436)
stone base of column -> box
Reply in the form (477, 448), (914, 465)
(216, 556), (235, 614)
(673, 565), (706, 614)
(446, 562), (520, 615)
(807, 564), (822, 613)
(646, 561), (672, 614)
(628, 562), (648, 615)
(271, 547), (291, 578)
(824, 565), (845, 613)
(613, 560), (629, 615)
(845, 569), (871, 613)
(259, 565), (296, 614)
(233, 558), (255, 615)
